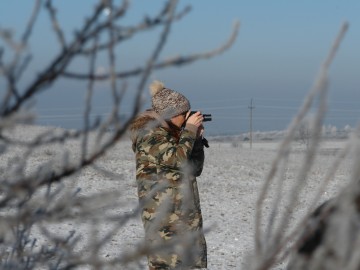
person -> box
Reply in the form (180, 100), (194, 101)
(130, 80), (207, 269)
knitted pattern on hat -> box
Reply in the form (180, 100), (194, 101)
(150, 80), (190, 119)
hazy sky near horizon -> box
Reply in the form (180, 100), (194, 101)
(1, 1), (359, 135)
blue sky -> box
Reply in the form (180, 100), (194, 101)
(1, 1), (359, 135)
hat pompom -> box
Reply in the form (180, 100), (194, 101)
(149, 80), (164, 96)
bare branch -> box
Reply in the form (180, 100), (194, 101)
(21, 0), (42, 47)
(0, 46), (4, 66)
(0, 0), (180, 210)
(1, 1), (107, 116)
(0, 1), (239, 268)
(253, 21), (349, 269)
(61, 20), (240, 81)
(15, 54), (32, 80)
(0, 124), (99, 148)
(0, 28), (21, 51)
(78, 0), (130, 44)
(77, 4), (191, 56)
(6, 0), (41, 82)
(45, 0), (67, 49)
(132, 0), (178, 116)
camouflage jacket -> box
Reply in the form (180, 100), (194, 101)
(130, 110), (204, 183)
(130, 110), (207, 269)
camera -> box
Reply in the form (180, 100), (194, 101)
(189, 111), (212, 122)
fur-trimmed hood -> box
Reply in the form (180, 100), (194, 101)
(130, 109), (169, 131)
(130, 110), (169, 150)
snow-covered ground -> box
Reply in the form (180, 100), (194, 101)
(202, 138), (351, 269)
(1, 125), (354, 269)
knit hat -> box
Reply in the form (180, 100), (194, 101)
(150, 80), (190, 119)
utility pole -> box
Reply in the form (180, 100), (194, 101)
(249, 98), (255, 149)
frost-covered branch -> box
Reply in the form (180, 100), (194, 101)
(0, 0), (238, 268)
(250, 21), (349, 270)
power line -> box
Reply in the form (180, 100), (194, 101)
(249, 98), (255, 149)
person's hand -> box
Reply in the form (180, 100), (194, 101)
(186, 111), (203, 128)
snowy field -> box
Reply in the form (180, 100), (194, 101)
(1, 125), (354, 269)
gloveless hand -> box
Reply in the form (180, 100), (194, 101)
(186, 111), (203, 128)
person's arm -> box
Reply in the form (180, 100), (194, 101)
(189, 136), (205, 177)
(141, 125), (197, 171)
